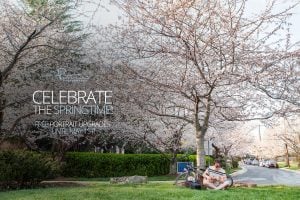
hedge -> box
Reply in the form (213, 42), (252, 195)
(62, 152), (214, 178)
(0, 150), (59, 189)
(180, 154), (214, 167)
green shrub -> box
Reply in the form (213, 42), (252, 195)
(62, 153), (170, 177)
(231, 158), (239, 168)
(177, 155), (214, 168)
(0, 150), (59, 189)
(62, 152), (213, 178)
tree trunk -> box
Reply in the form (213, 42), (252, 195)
(0, 84), (5, 132)
(169, 152), (178, 175)
(223, 149), (230, 170)
(284, 143), (290, 167)
(212, 143), (220, 158)
(196, 133), (206, 169)
(0, 99), (4, 131)
(121, 143), (126, 154)
(169, 159), (177, 175)
(115, 145), (120, 154)
(194, 97), (207, 169)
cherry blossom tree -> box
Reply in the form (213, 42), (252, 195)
(0, 0), (86, 133)
(95, 0), (299, 168)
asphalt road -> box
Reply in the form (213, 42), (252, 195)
(233, 165), (300, 186)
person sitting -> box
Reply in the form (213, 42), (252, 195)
(202, 159), (231, 190)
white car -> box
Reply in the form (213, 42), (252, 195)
(259, 160), (265, 167)
(251, 159), (259, 165)
(265, 160), (278, 168)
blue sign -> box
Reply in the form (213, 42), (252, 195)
(177, 162), (193, 173)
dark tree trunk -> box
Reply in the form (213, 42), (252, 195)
(212, 143), (220, 158)
(169, 152), (178, 175)
(0, 73), (4, 132)
(0, 98), (4, 131)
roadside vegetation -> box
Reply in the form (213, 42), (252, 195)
(0, 182), (299, 200)
(278, 162), (300, 171)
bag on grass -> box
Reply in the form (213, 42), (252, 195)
(190, 181), (201, 190)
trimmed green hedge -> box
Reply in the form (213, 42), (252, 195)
(62, 152), (214, 177)
(180, 154), (214, 167)
(63, 153), (170, 177)
(0, 150), (59, 189)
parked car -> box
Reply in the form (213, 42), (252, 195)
(259, 159), (267, 167)
(251, 159), (259, 165)
(244, 158), (252, 165)
(265, 160), (278, 168)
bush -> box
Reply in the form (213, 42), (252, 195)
(62, 152), (214, 178)
(177, 154), (214, 168)
(62, 153), (170, 177)
(0, 150), (59, 190)
(231, 158), (239, 168)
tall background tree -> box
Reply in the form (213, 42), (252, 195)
(95, 0), (300, 168)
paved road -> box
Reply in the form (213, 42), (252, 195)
(233, 165), (300, 186)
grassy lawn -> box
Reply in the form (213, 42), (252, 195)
(278, 161), (300, 171)
(1, 182), (299, 200)
(226, 167), (242, 174)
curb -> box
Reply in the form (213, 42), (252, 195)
(230, 165), (247, 177)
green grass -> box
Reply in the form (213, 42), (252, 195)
(148, 175), (176, 181)
(0, 182), (299, 200)
(278, 161), (300, 170)
(226, 167), (241, 174)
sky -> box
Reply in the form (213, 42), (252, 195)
(78, 0), (300, 43)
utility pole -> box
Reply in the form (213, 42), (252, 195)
(284, 119), (290, 167)
(258, 125), (261, 142)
